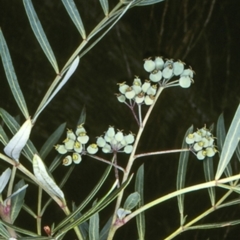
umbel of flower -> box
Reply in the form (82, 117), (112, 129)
(55, 125), (90, 166)
(116, 77), (157, 106)
(143, 57), (194, 88)
(87, 126), (135, 154)
(185, 126), (217, 160)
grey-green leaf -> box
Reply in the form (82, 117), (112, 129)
(135, 164), (145, 240)
(0, 29), (29, 119)
(176, 125), (193, 225)
(39, 122), (66, 160)
(77, 106), (86, 126)
(99, 0), (109, 16)
(123, 192), (140, 210)
(61, 0), (86, 39)
(215, 104), (240, 180)
(23, 0), (59, 73)
(0, 108), (38, 162)
(0, 168), (11, 193)
(89, 201), (99, 240)
(11, 179), (27, 223)
(203, 157), (215, 206)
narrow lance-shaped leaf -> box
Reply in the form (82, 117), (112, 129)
(0, 168), (11, 193)
(77, 106), (86, 126)
(135, 164), (145, 240)
(123, 192), (140, 210)
(23, 0), (59, 73)
(99, 0), (109, 16)
(8, 180), (28, 223)
(215, 104), (240, 180)
(33, 154), (64, 199)
(4, 118), (32, 161)
(0, 29), (29, 119)
(0, 108), (37, 161)
(216, 113), (233, 178)
(89, 200), (99, 240)
(32, 56), (80, 123)
(39, 122), (66, 160)
(203, 157), (215, 206)
(176, 125), (193, 225)
(61, 0), (86, 39)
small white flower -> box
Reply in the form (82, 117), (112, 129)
(73, 141), (83, 153)
(64, 138), (75, 150)
(72, 153), (82, 164)
(143, 59), (155, 72)
(150, 70), (162, 82)
(87, 143), (99, 154)
(197, 150), (207, 160)
(173, 61), (184, 76)
(124, 145), (133, 154)
(154, 57), (164, 70)
(144, 95), (155, 105)
(142, 80), (151, 92)
(162, 65), (173, 79)
(179, 76), (192, 88)
(55, 144), (68, 154)
(63, 155), (72, 166)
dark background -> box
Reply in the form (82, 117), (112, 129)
(0, 0), (240, 239)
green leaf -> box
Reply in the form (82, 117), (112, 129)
(187, 219), (240, 230)
(23, 0), (59, 73)
(203, 157), (215, 206)
(176, 125), (193, 226)
(123, 192), (140, 210)
(4, 118), (32, 161)
(99, 216), (112, 240)
(0, 29), (29, 119)
(54, 175), (132, 236)
(39, 122), (66, 160)
(0, 125), (9, 145)
(0, 168), (11, 193)
(215, 104), (240, 180)
(72, 203), (89, 240)
(32, 56), (80, 123)
(53, 163), (113, 233)
(135, 164), (145, 240)
(89, 201), (99, 240)
(216, 113), (233, 179)
(11, 179), (27, 223)
(0, 223), (10, 238)
(77, 106), (87, 126)
(99, 0), (109, 16)
(33, 154), (64, 199)
(0, 108), (38, 162)
(61, 0), (86, 39)
(236, 141), (240, 163)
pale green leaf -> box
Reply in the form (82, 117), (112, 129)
(33, 154), (64, 199)
(99, 216), (112, 240)
(236, 141), (240, 162)
(176, 125), (193, 225)
(203, 157), (215, 206)
(11, 180), (27, 223)
(0, 168), (11, 193)
(89, 201), (99, 240)
(216, 113), (226, 152)
(187, 219), (240, 230)
(0, 29), (29, 119)
(99, 0), (109, 16)
(215, 104), (240, 180)
(32, 56), (80, 123)
(53, 163), (113, 232)
(39, 122), (66, 160)
(0, 108), (38, 162)
(23, 0), (59, 73)
(61, 0), (86, 39)
(77, 106), (86, 126)
(135, 164), (145, 240)
(123, 192), (140, 210)
(0, 223), (10, 238)
(0, 125), (9, 145)
(216, 113), (233, 179)
(4, 118), (32, 161)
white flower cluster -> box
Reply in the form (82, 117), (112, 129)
(143, 57), (194, 88)
(55, 125), (90, 166)
(185, 126), (217, 160)
(116, 77), (157, 105)
(87, 126), (135, 154)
